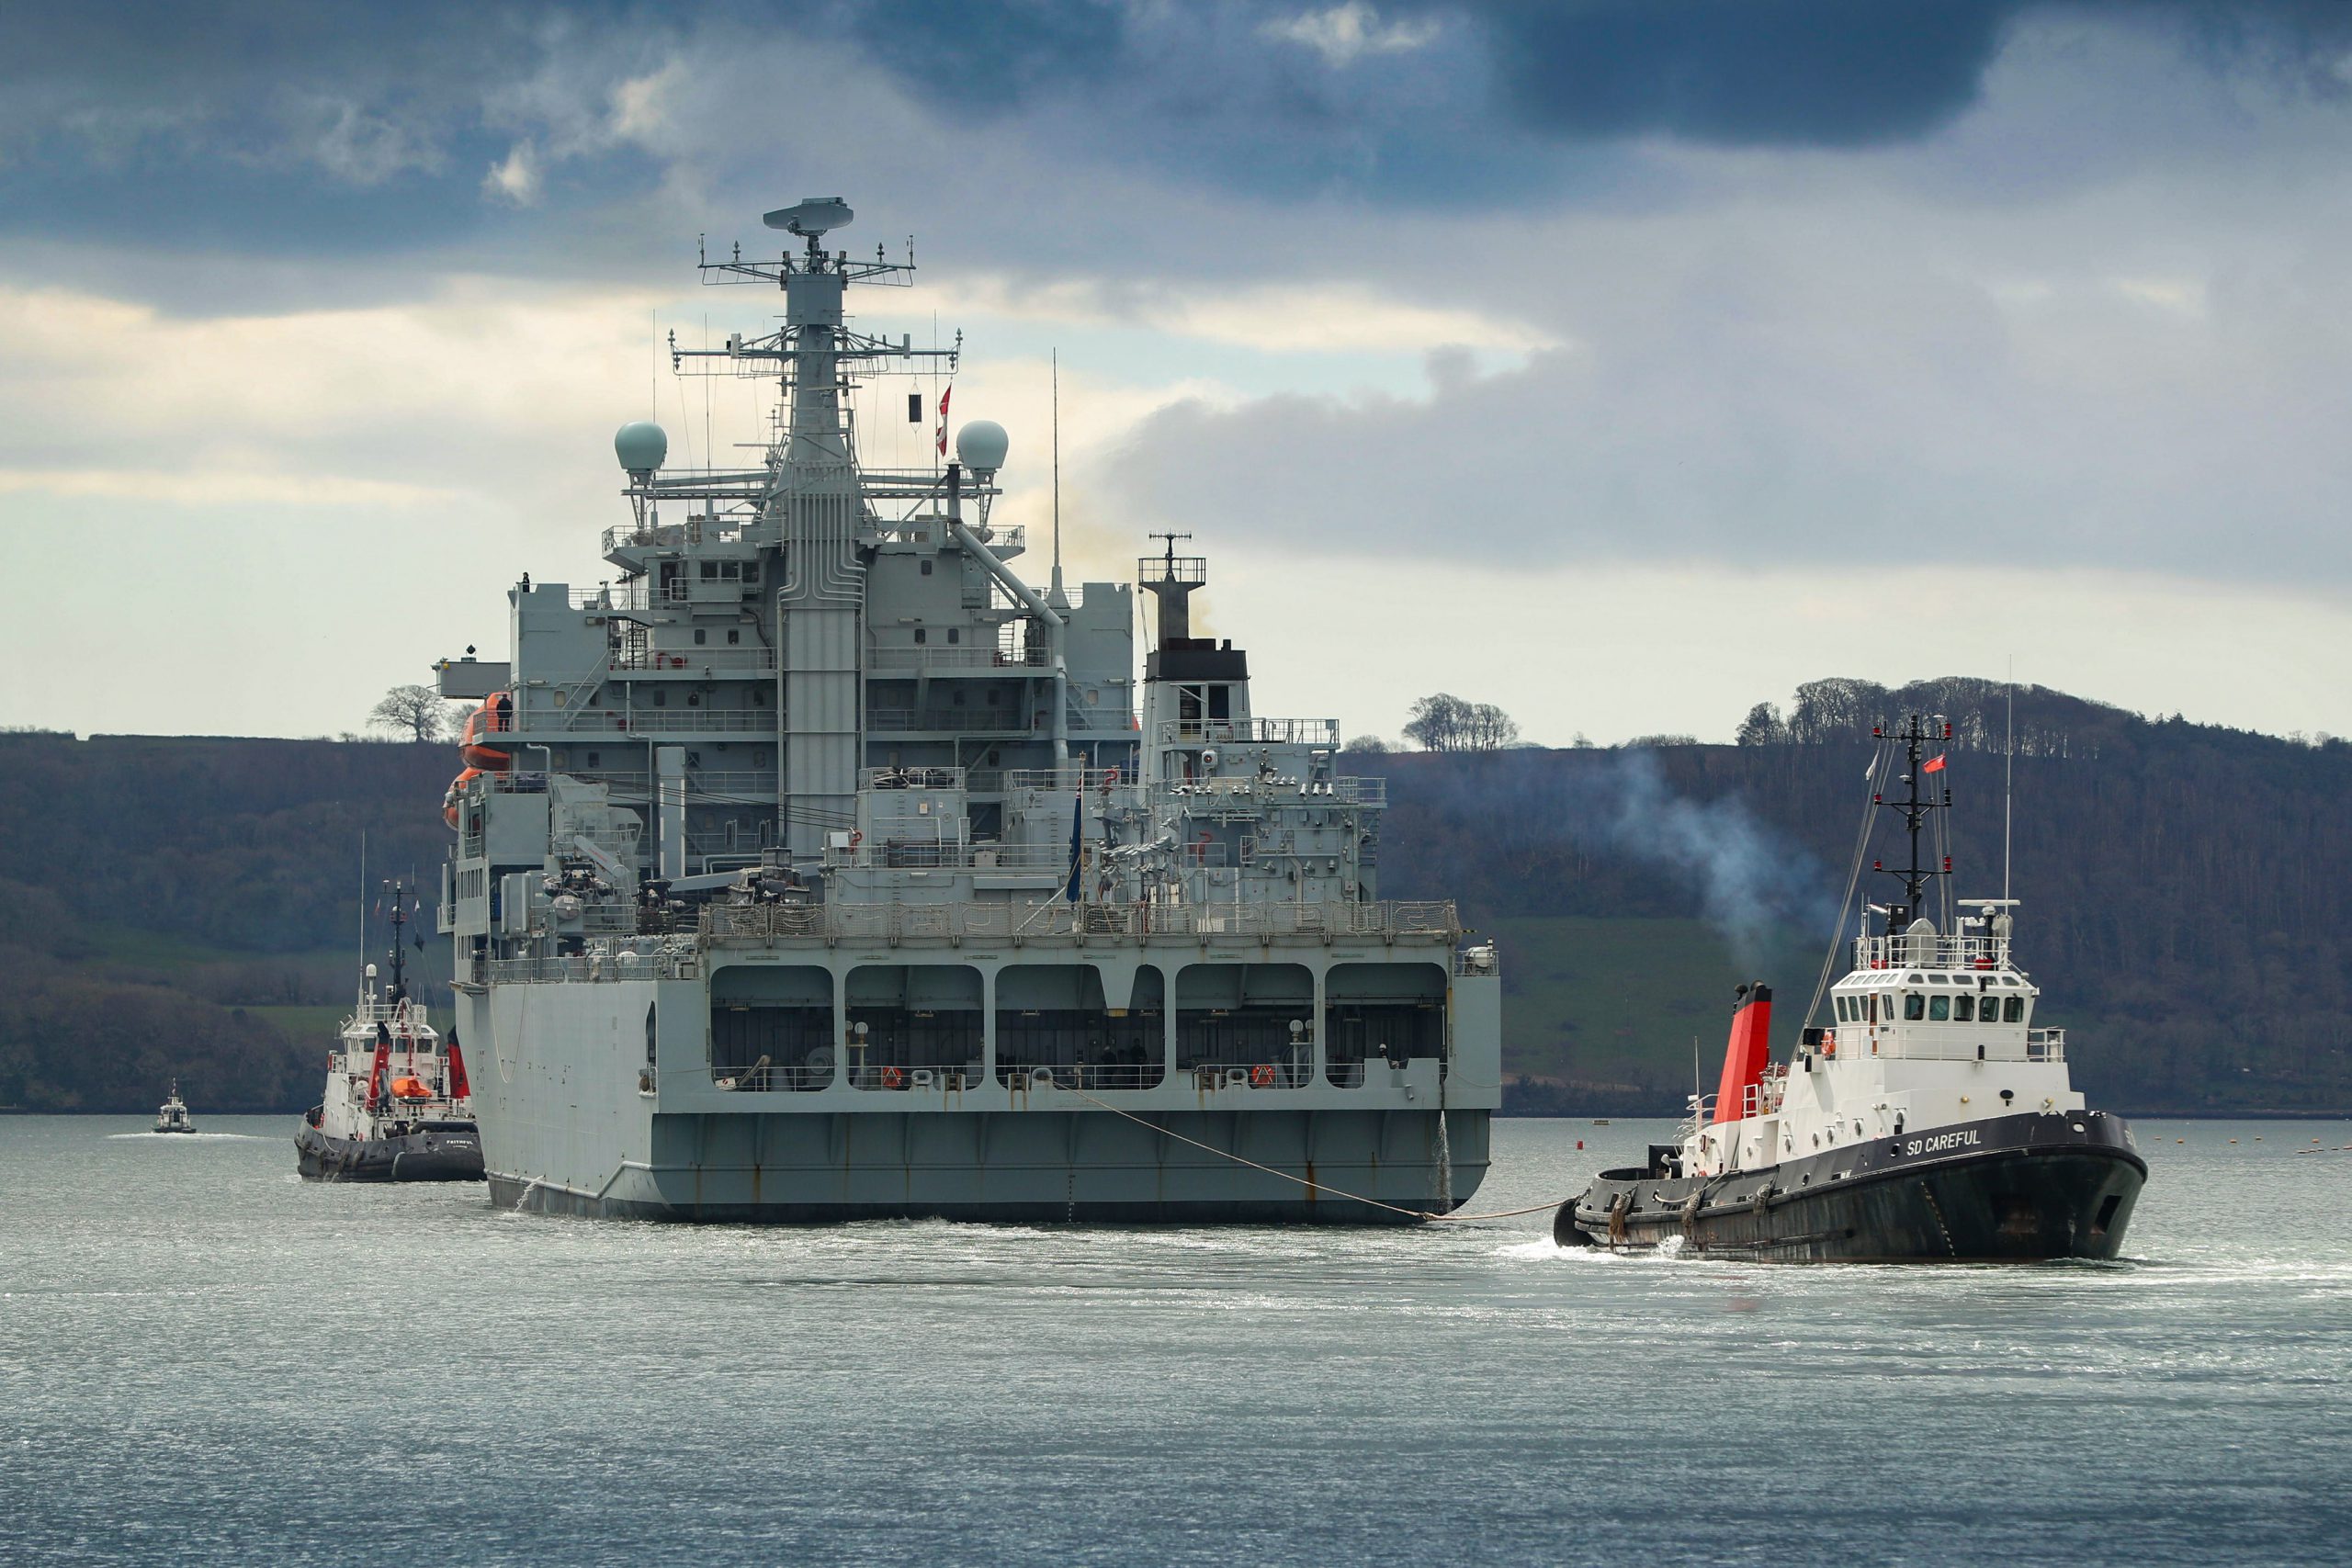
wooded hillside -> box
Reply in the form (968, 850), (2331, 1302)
(3, 682), (2345, 1114)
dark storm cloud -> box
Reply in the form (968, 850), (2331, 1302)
(5, 0), (2350, 263)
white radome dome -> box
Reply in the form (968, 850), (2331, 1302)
(956, 420), (1009, 474)
(615, 421), (668, 475)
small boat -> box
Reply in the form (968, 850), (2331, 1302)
(294, 882), (484, 1183)
(1555, 715), (2145, 1262)
(153, 1081), (195, 1134)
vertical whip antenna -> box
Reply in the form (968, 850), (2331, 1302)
(2004, 666), (2016, 904)
(1051, 347), (1063, 599)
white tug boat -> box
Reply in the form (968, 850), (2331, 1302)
(1555, 715), (2146, 1261)
(153, 1081), (195, 1134)
(295, 885), (483, 1182)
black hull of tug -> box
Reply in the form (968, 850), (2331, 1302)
(1556, 1111), (2144, 1262)
(295, 1122), (484, 1183)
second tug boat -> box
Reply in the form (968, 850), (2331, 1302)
(1555, 716), (2145, 1261)
(295, 885), (484, 1182)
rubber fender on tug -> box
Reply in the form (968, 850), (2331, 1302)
(1554, 1195), (1594, 1247)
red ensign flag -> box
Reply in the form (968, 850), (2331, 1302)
(1922, 753), (1948, 773)
(936, 385), (953, 457)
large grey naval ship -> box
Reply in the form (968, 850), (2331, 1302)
(431, 197), (1499, 1221)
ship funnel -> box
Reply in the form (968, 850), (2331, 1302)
(1711, 983), (1772, 1124)
(615, 421), (668, 478)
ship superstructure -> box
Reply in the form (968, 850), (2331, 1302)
(432, 197), (1499, 1221)
(1556, 717), (2143, 1260)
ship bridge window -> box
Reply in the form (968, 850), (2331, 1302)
(914, 628), (927, 645)
(1325, 962), (1447, 1088)
(1953, 995), (1975, 1022)
(1178, 963), (1313, 1081)
(846, 964), (982, 1088)
(921, 558), (933, 576)
(995, 964), (1163, 1090)
(947, 627), (960, 645)
(1903, 993), (1926, 1021)
(711, 966), (835, 1091)
(2003, 997), (2026, 1023)
(1928, 996), (1951, 1021)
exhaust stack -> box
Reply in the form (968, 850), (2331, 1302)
(1712, 983), (1773, 1123)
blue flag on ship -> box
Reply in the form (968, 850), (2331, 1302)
(1064, 792), (1083, 902)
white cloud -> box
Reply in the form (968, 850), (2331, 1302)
(482, 140), (541, 206)
(1261, 4), (1441, 68)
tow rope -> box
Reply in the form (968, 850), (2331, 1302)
(1069, 1089), (1572, 1224)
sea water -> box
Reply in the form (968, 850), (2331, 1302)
(3, 1115), (2347, 1565)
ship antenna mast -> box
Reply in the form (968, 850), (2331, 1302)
(383, 878), (409, 1005)
(1050, 347), (1063, 602)
(1870, 712), (1952, 930)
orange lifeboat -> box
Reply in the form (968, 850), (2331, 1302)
(459, 692), (514, 771)
(443, 766), (484, 829)
(389, 1075), (432, 1100)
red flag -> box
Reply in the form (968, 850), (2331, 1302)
(1922, 753), (1947, 773)
(935, 384), (953, 457)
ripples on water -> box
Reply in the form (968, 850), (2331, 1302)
(4, 1116), (2347, 1564)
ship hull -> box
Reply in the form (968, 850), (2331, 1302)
(295, 1123), (485, 1183)
(1557, 1111), (2144, 1262)
(482, 1107), (1488, 1224)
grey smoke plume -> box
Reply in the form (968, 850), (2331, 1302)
(1601, 750), (1833, 967)
(1396, 747), (1836, 969)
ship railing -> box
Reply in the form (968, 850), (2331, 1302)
(1155, 717), (1340, 749)
(997, 1063), (1166, 1092)
(609, 646), (778, 672)
(865, 765), (967, 791)
(866, 646), (1052, 671)
(847, 1066), (986, 1092)
(481, 951), (702, 984)
(698, 898), (1461, 944)
(866, 708), (1033, 734)
(1137, 555), (1208, 585)
(569, 583), (652, 611)
(1850, 934), (2014, 972)
(1874, 1030), (2062, 1064)
(1182, 1061), (1318, 1090)
(1152, 775), (1385, 809)
(559, 707), (775, 734)
(1005, 766), (1129, 792)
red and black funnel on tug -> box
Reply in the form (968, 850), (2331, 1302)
(445, 1031), (470, 1101)
(1711, 983), (1772, 1123)
(366, 1021), (393, 1113)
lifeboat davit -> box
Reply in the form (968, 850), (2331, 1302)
(460, 692), (514, 771)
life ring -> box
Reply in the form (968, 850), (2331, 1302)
(1250, 1064), (1275, 1088)
(880, 1066), (904, 1089)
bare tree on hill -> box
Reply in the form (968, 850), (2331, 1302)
(1403, 694), (1520, 752)
(368, 685), (455, 743)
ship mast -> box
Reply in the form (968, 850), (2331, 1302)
(1871, 713), (1951, 931)
(382, 879), (410, 1005)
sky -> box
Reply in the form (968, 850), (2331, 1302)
(3, 0), (2349, 746)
